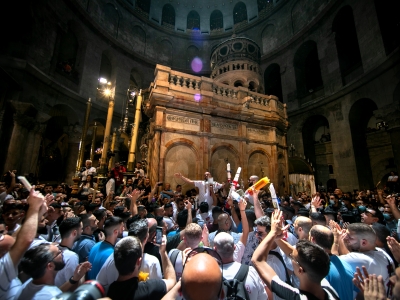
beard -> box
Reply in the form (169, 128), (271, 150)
(53, 260), (66, 271)
(345, 240), (360, 252)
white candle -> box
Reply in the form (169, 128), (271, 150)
(227, 163), (231, 179)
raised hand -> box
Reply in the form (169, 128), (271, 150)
(73, 261), (92, 281)
(238, 199), (247, 211)
(352, 266), (370, 292)
(27, 187), (45, 212)
(311, 194), (322, 207)
(185, 200), (192, 211)
(387, 236), (400, 262)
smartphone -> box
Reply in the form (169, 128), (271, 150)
(198, 219), (204, 228)
(158, 182), (163, 186)
(208, 177), (214, 185)
(156, 226), (163, 245)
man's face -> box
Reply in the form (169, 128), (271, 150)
(127, 179), (133, 185)
(49, 244), (65, 271)
(220, 214), (232, 232)
(93, 198), (101, 205)
(88, 194), (93, 201)
(117, 223), (125, 238)
(176, 186), (182, 192)
(361, 209), (378, 225)
(334, 189), (342, 197)
(115, 163), (120, 169)
(155, 207), (164, 217)
(86, 161), (92, 168)
(248, 176), (257, 186)
(356, 200), (364, 207)
(75, 222), (83, 241)
(384, 206), (394, 220)
(204, 172), (211, 180)
(89, 215), (98, 233)
(255, 225), (268, 242)
(343, 230), (361, 252)
(44, 186), (53, 194)
(165, 207), (173, 217)
(177, 201), (185, 211)
(2, 209), (23, 227)
(165, 183), (170, 190)
(144, 178), (150, 185)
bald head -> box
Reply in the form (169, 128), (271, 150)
(181, 253), (222, 300)
(147, 218), (157, 238)
(217, 213), (231, 232)
(309, 225), (334, 251)
(213, 232), (234, 262)
(294, 216), (313, 240)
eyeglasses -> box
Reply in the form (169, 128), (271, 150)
(184, 247), (223, 268)
(255, 231), (267, 237)
(365, 209), (376, 217)
(50, 250), (63, 263)
(289, 253), (304, 270)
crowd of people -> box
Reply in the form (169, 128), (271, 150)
(1, 162), (400, 300)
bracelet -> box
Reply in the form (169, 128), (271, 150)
(69, 276), (79, 284)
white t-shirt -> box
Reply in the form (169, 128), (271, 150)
(196, 210), (213, 224)
(341, 249), (391, 289)
(193, 181), (223, 209)
(15, 279), (61, 300)
(96, 252), (162, 293)
(0, 253), (22, 300)
(54, 247), (79, 287)
(163, 216), (175, 231)
(234, 241), (246, 263)
(222, 262), (267, 300)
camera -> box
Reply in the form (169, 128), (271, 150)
(53, 280), (105, 300)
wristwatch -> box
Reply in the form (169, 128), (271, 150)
(69, 276), (79, 284)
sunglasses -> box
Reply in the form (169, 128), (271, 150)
(289, 253), (304, 270)
(255, 231), (267, 237)
(184, 247), (223, 268)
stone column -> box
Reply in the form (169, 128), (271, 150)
(150, 128), (161, 185)
(4, 113), (34, 173)
(21, 123), (46, 175)
(64, 125), (82, 184)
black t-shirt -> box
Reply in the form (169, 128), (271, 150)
(270, 276), (339, 300)
(107, 277), (166, 300)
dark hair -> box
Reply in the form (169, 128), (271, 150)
(372, 223), (390, 246)
(59, 217), (81, 239)
(199, 202), (209, 213)
(309, 226), (334, 250)
(212, 206), (223, 219)
(296, 240), (330, 282)
(245, 209), (256, 227)
(164, 203), (173, 210)
(114, 237), (142, 276)
(128, 219), (148, 243)
(20, 244), (53, 279)
(177, 210), (188, 228)
(80, 214), (91, 229)
(310, 212), (325, 223)
(254, 216), (271, 232)
(93, 209), (107, 221)
(155, 216), (164, 227)
(104, 216), (123, 237)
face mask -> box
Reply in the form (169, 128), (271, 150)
(358, 205), (366, 213)
(329, 200), (335, 205)
(53, 260), (65, 271)
(383, 213), (392, 220)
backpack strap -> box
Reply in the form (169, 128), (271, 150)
(170, 249), (180, 267)
(268, 250), (291, 285)
(322, 286), (340, 300)
(233, 264), (249, 282)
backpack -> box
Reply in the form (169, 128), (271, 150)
(269, 250), (292, 285)
(223, 264), (250, 300)
(170, 249), (180, 267)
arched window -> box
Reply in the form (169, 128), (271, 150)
(56, 30), (79, 82)
(162, 4), (175, 26)
(257, 0), (273, 12)
(233, 2), (247, 25)
(99, 53), (112, 83)
(210, 10), (223, 31)
(187, 11), (200, 30)
(136, 0), (151, 14)
(332, 6), (363, 85)
(264, 64), (283, 102)
(294, 41), (324, 99)
(374, 0), (400, 55)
